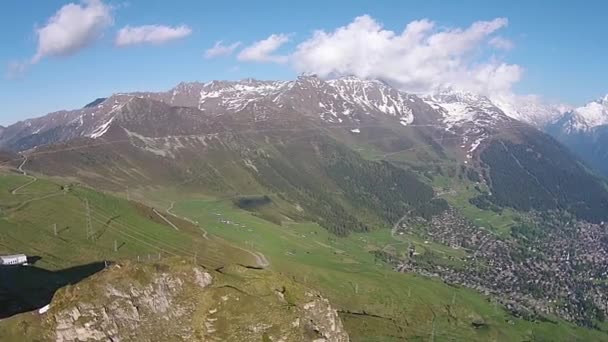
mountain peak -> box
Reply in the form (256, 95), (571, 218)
(569, 97), (608, 130)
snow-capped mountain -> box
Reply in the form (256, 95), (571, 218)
(0, 94), (135, 151)
(326, 76), (417, 125)
(551, 95), (608, 133)
(424, 88), (515, 129)
(7, 75), (608, 231)
(490, 94), (570, 128)
(0, 75), (558, 159)
(420, 88), (528, 159)
(545, 94), (608, 176)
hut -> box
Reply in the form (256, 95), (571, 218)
(0, 254), (28, 266)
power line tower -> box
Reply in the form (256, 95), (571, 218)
(85, 198), (94, 241)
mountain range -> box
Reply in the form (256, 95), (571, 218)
(3, 75), (608, 339)
(0, 75), (608, 227)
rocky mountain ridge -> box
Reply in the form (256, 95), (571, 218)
(0, 75), (536, 161)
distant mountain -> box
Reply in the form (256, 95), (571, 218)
(551, 95), (608, 133)
(83, 97), (107, 108)
(546, 95), (608, 176)
(3, 76), (608, 226)
(490, 94), (570, 128)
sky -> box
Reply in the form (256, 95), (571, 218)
(0, 0), (607, 126)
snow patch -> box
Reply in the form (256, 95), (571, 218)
(89, 117), (114, 139)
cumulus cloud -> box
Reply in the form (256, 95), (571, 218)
(32, 0), (113, 63)
(489, 36), (514, 50)
(115, 25), (192, 47)
(291, 15), (521, 96)
(238, 34), (290, 63)
(204, 41), (241, 59)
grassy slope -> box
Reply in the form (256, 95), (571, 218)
(160, 195), (607, 341)
(358, 138), (520, 236)
(1, 170), (606, 340)
(0, 172), (255, 270)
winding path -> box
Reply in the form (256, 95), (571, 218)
(165, 201), (269, 267)
(11, 155), (38, 195)
(166, 201), (208, 239)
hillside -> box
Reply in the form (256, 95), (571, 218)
(1, 173), (606, 341)
(4, 76), (608, 231)
(476, 127), (608, 223)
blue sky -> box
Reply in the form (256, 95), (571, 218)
(1, 0), (607, 125)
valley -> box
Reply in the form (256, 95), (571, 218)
(1, 76), (608, 341)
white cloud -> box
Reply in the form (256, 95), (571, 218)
(115, 25), (192, 47)
(238, 34), (290, 63)
(489, 36), (514, 50)
(291, 15), (521, 96)
(32, 0), (113, 63)
(204, 41), (241, 59)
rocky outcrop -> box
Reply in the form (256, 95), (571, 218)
(19, 259), (348, 342)
(301, 292), (349, 342)
(52, 263), (212, 341)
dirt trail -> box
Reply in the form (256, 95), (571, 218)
(12, 155), (38, 195)
(165, 201), (208, 239)
(166, 201), (269, 267)
(152, 208), (180, 231)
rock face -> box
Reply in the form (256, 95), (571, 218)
(28, 259), (348, 342)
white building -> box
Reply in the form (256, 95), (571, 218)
(0, 254), (28, 266)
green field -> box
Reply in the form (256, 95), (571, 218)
(161, 194), (606, 341)
(1, 172), (607, 341)
(0, 173), (256, 270)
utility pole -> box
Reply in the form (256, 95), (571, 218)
(114, 240), (118, 252)
(429, 317), (436, 342)
(452, 292), (456, 305)
(85, 198), (93, 240)
(53, 223), (57, 236)
(193, 251), (197, 264)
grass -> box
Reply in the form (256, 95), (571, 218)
(0, 173), (256, 271)
(432, 175), (519, 236)
(1, 172), (607, 341)
(164, 194), (608, 341)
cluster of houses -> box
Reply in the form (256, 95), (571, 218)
(394, 208), (608, 325)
